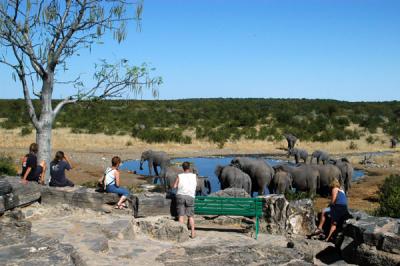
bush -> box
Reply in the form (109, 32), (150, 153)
(0, 155), (17, 176)
(20, 127), (32, 136)
(375, 175), (400, 218)
(348, 141), (358, 150)
(285, 191), (314, 201)
(366, 135), (376, 144)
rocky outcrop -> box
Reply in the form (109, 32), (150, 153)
(40, 185), (138, 216)
(337, 210), (400, 265)
(260, 194), (316, 236)
(0, 176), (41, 214)
(209, 188), (251, 198)
(156, 234), (315, 266)
(0, 209), (84, 265)
(132, 216), (190, 242)
(136, 192), (174, 217)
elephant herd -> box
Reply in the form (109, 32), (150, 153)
(138, 149), (353, 199)
(215, 156), (352, 197)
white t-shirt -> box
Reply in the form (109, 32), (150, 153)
(104, 167), (117, 186)
(177, 172), (197, 198)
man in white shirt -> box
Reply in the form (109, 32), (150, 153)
(173, 161), (197, 239)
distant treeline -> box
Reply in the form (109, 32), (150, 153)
(1, 99), (399, 145)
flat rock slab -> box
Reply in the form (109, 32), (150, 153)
(0, 209), (84, 266)
(0, 176), (41, 214)
(40, 185), (138, 215)
(136, 192), (173, 217)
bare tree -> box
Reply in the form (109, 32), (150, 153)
(0, 0), (161, 182)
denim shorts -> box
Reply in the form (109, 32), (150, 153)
(106, 184), (130, 197)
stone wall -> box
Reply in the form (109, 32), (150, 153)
(337, 210), (400, 266)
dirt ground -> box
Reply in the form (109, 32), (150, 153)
(1, 128), (399, 213)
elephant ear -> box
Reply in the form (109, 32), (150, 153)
(341, 157), (350, 163)
(214, 165), (224, 177)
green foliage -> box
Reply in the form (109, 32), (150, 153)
(284, 191), (314, 201)
(375, 175), (400, 218)
(20, 127), (32, 136)
(0, 99), (399, 144)
(0, 154), (17, 176)
(348, 141), (358, 150)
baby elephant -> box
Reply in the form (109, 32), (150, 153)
(271, 169), (293, 194)
(288, 148), (308, 164)
(310, 150), (330, 165)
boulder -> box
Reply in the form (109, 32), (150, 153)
(259, 194), (316, 236)
(40, 185), (138, 216)
(136, 192), (173, 217)
(132, 215), (190, 242)
(209, 188), (251, 198)
(337, 210), (400, 265)
(0, 176), (41, 214)
(287, 199), (316, 236)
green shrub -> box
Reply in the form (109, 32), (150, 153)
(0, 155), (17, 176)
(285, 191), (314, 201)
(375, 175), (400, 218)
(366, 135), (376, 144)
(348, 141), (358, 150)
(20, 127), (32, 136)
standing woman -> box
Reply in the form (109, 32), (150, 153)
(325, 179), (348, 241)
(49, 151), (74, 187)
(105, 156), (130, 209)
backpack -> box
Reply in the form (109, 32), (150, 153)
(96, 168), (112, 193)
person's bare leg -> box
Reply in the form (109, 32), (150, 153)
(188, 216), (195, 238)
(326, 223), (336, 241)
(117, 196), (127, 208)
(178, 216), (184, 224)
(39, 160), (46, 185)
(318, 210), (326, 230)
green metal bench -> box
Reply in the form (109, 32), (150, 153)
(194, 196), (264, 239)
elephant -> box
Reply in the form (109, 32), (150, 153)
(310, 164), (342, 196)
(310, 150), (330, 165)
(271, 168), (293, 194)
(329, 158), (353, 194)
(215, 165), (252, 195)
(273, 164), (319, 196)
(163, 165), (211, 195)
(284, 133), (297, 150)
(230, 157), (274, 196)
(139, 150), (170, 177)
(288, 148), (308, 164)
(390, 137), (398, 148)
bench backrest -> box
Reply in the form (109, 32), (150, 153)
(194, 196), (263, 217)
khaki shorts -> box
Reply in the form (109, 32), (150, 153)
(176, 194), (194, 217)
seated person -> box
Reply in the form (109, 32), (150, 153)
(315, 179), (349, 241)
(21, 143), (46, 184)
(49, 151), (74, 187)
(104, 156), (130, 209)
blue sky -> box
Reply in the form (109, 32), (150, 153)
(0, 0), (399, 101)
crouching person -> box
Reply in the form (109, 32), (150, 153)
(105, 156), (130, 209)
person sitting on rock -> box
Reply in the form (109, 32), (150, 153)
(314, 179), (349, 241)
(105, 156), (130, 209)
(21, 143), (46, 185)
(49, 151), (74, 187)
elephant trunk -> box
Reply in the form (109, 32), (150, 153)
(139, 159), (144, 170)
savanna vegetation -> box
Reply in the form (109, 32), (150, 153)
(0, 99), (399, 146)
(375, 175), (400, 218)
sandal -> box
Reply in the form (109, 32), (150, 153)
(311, 228), (322, 236)
(114, 205), (124, 210)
